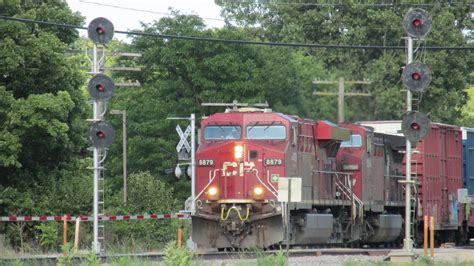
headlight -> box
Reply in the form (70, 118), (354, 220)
(234, 145), (243, 160)
(253, 186), (264, 200)
(253, 187), (263, 196)
(208, 187), (218, 196)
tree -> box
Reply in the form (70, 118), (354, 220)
(0, 0), (89, 250)
(457, 87), (474, 127)
(217, 1), (474, 123)
(0, 0), (86, 191)
(108, 12), (327, 201)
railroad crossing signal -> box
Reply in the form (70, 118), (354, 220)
(397, 8), (432, 256)
(401, 62), (432, 93)
(89, 121), (115, 149)
(87, 73), (116, 101)
(88, 17), (114, 44)
(176, 125), (191, 153)
(401, 111), (430, 143)
(403, 8), (432, 38)
(87, 17), (115, 255)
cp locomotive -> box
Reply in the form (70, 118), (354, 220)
(191, 107), (471, 249)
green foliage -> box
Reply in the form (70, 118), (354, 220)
(218, 1), (474, 123)
(35, 222), (58, 251)
(255, 250), (287, 266)
(163, 241), (193, 266)
(0, 0), (90, 252)
(83, 251), (101, 266)
(106, 171), (185, 250)
(109, 12), (327, 202)
(457, 87), (474, 127)
(57, 243), (76, 266)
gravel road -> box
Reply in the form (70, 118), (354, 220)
(208, 255), (386, 266)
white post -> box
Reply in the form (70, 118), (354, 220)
(92, 43), (101, 254)
(338, 77), (345, 123)
(404, 36), (414, 251)
(123, 110), (127, 204)
(191, 113), (196, 214)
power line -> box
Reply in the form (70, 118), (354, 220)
(77, 0), (225, 22)
(0, 15), (473, 51)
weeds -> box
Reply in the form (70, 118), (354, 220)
(255, 249), (287, 266)
(82, 251), (100, 266)
(57, 243), (76, 266)
(163, 241), (193, 266)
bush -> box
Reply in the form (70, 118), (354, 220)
(106, 171), (185, 251)
(163, 241), (193, 266)
(35, 222), (59, 251)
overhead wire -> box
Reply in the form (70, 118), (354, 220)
(0, 15), (473, 51)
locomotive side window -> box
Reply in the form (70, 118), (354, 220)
(246, 125), (286, 140)
(204, 125), (241, 140)
(340, 134), (362, 148)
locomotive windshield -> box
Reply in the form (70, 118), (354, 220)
(340, 134), (362, 148)
(246, 125), (286, 140)
(204, 125), (241, 140)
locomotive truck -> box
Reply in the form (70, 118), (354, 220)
(191, 107), (470, 249)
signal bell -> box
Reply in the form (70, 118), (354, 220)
(89, 121), (115, 148)
(403, 8), (432, 38)
(88, 74), (116, 101)
(401, 111), (430, 143)
(88, 17), (114, 44)
(401, 62), (432, 93)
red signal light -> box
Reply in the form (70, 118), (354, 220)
(411, 72), (421, 81)
(410, 123), (420, 131)
(96, 26), (105, 35)
(96, 131), (106, 139)
(96, 84), (105, 92)
(412, 19), (422, 27)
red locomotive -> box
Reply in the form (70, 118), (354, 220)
(191, 107), (469, 249)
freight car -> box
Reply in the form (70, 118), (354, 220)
(463, 127), (474, 195)
(461, 127), (474, 234)
(361, 121), (469, 245)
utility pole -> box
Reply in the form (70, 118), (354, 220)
(312, 77), (371, 123)
(110, 109), (127, 204)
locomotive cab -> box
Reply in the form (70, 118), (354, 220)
(192, 109), (289, 248)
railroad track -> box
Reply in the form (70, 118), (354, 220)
(0, 248), (391, 264)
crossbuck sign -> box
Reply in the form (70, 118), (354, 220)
(176, 125), (191, 153)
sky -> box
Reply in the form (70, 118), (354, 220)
(66, 0), (225, 40)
